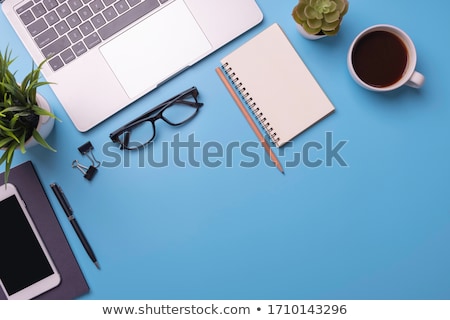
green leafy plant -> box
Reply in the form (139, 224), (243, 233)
(0, 47), (57, 183)
(292, 0), (349, 36)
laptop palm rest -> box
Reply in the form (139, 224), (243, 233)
(100, 0), (212, 98)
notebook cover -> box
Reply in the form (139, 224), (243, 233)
(220, 23), (335, 147)
(0, 161), (89, 300)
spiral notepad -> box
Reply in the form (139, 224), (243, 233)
(219, 23), (335, 147)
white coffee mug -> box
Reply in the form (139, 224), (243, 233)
(347, 24), (425, 91)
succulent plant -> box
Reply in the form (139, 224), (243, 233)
(292, 0), (349, 36)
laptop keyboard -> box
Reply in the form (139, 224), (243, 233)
(16, 0), (170, 71)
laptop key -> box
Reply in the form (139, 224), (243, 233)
(84, 32), (102, 49)
(90, 0), (105, 13)
(68, 0), (84, 11)
(49, 55), (65, 71)
(61, 48), (77, 63)
(42, 35), (71, 58)
(91, 14), (107, 28)
(79, 6), (94, 20)
(31, 3), (47, 18)
(27, 18), (48, 37)
(56, 3), (71, 18)
(72, 41), (88, 56)
(98, 0), (160, 40)
(34, 28), (58, 48)
(20, 10), (35, 25)
(102, 7), (118, 21)
(126, 0), (140, 7)
(16, 1), (34, 14)
(55, 20), (70, 35)
(68, 28), (83, 42)
(114, 0), (129, 14)
(80, 21), (94, 36)
(103, 0), (116, 6)
(43, 0), (59, 11)
(44, 11), (60, 26)
(67, 13), (82, 28)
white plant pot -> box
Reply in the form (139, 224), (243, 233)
(296, 23), (327, 40)
(24, 93), (55, 148)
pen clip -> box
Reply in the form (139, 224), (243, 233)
(50, 183), (73, 214)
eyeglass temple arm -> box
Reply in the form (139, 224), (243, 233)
(123, 88), (202, 123)
(173, 99), (203, 107)
(131, 86), (200, 118)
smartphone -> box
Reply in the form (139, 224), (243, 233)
(0, 183), (60, 299)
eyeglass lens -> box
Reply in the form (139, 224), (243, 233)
(116, 95), (201, 149)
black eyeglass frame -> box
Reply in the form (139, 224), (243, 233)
(109, 86), (203, 150)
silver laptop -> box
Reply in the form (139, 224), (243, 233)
(1, 0), (263, 131)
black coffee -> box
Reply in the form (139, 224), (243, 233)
(352, 30), (408, 88)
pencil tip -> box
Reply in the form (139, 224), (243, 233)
(95, 261), (101, 270)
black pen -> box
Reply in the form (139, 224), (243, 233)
(50, 183), (100, 269)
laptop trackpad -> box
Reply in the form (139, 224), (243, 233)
(100, 0), (212, 98)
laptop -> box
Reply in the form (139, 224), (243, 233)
(1, 0), (263, 132)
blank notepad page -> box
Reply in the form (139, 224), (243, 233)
(220, 23), (335, 147)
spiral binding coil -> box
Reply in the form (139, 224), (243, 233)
(221, 63), (280, 146)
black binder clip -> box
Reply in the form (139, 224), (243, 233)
(73, 141), (100, 181)
(72, 160), (97, 181)
(78, 141), (100, 168)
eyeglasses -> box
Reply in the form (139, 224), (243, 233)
(109, 87), (203, 150)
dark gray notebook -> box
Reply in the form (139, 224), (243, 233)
(0, 161), (89, 300)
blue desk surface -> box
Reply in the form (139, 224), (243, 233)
(1, 0), (450, 300)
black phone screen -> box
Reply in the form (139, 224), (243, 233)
(0, 195), (54, 295)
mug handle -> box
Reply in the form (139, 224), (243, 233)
(406, 71), (425, 89)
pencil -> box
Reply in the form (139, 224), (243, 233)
(216, 67), (284, 174)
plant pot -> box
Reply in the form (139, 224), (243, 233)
(296, 23), (327, 40)
(24, 93), (55, 148)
